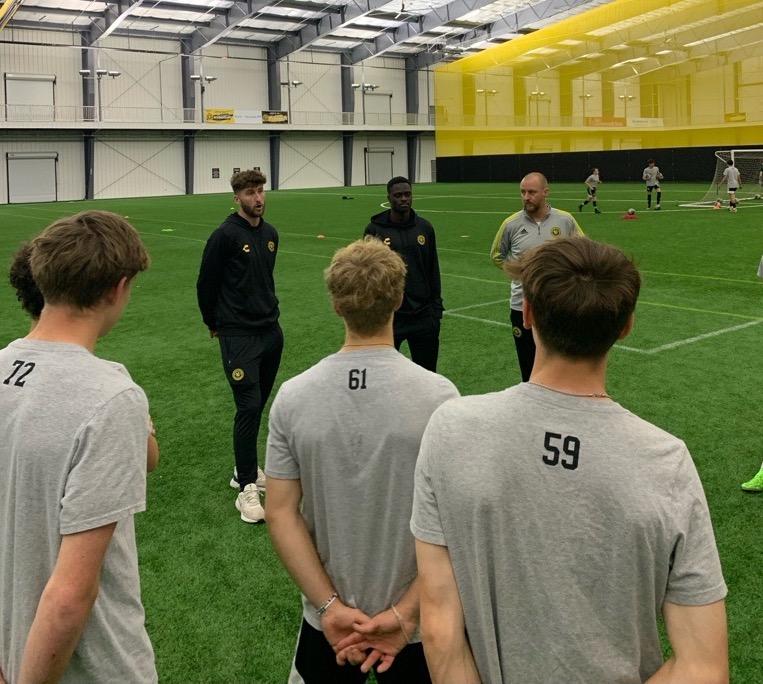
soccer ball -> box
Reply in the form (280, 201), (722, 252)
(755, 194), (761, 200)
(655, 204), (661, 210)
(627, 208), (636, 215)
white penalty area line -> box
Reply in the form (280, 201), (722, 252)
(447, 298), (509, 313)
(616, 319), (763, 354)
(444, 310), (763, 355)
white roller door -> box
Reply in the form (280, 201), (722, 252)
(6, 151), (58, 203)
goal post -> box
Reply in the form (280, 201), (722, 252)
(682, 150), (763, 207)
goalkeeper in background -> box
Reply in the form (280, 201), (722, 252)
(643, 159), (663, 210)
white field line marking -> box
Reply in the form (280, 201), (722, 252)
(629, 319), (763, 354)
(447, 298), (509, 313)
(445, 312), (512, 328)
(445, 311), (763, 354)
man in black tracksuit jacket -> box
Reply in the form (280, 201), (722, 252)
(197, 169), (283, 524)
(364, 176), (443, 371)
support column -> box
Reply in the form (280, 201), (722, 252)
(80, 30), (96, 120)
(343, 132), (353, 187)
(180, 40), (195, 122)
(184, 131), (195, 195)
(267, 47), (281, 110)
(341, 53), (354, 124)
(269, 133), (280, 190)
(406, 132), (419, 182)
(84, 131), (95, 200)
(405, 57), (419, 124)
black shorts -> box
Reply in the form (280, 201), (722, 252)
(587, 187), (597, 197)
(294, 619), (431, 684)
(646, 184), (660, 191)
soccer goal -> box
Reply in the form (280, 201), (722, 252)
(681, 150), (763, 207)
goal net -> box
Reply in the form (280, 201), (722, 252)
(682, 150), (763, 207)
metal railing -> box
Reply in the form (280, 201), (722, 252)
(0, 104), (434, 127)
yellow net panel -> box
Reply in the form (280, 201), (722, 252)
(434, 0), (763, 158)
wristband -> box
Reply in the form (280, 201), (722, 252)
(391, 603), (412, 644)
(317, 593), (338, 616)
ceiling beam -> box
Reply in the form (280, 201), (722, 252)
(189, 0), (281, 52)
(347, 0), (593, 65)
(273, 0), (399, 60)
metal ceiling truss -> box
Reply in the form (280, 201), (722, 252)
(7, 0), (605, 66)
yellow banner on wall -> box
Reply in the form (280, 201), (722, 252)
(205, 108), (235, 124)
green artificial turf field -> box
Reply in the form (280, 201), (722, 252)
(1, 181), (761, 682)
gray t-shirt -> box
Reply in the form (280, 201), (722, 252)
(266, 348), (459, 632)
(411, 383), (726, 684)
(0, 339), (157, 684)
(490, 207), (583, 310)
(643, 166), (661, 187)
(723, 165), (741, 189)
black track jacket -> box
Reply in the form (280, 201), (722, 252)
(364, 209), (443, 330)
(197, 213), (280, 335)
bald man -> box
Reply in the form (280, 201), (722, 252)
(489, 172), (584, 381)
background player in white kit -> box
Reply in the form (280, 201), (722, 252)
(722, 159), (742, 212)
(642, 159), (663, 210)
(578, 167), (602, 213)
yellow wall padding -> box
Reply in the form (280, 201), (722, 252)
(435, 0), (763, 157)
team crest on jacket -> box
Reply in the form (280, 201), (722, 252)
(551, 227), (561, 236)
(417, 234), (426, 245)
(268, 241), (275, 252)
(512, 326), (523, 338)
(232, 368), (245, 381)
(243, 244), (250, 253)
(383, 237), (391, 246)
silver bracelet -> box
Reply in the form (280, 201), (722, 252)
(317, 593), (338, 616)
(391, 603), (412, 644)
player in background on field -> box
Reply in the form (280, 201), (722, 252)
(579, 167), (602, 213)
(266, 238), (459, 683)
(364, 177), (443, 372)
(413, 237), (728, 684)
(8, 241), (158, 473)
(197, 169), (283, 523)
(643, 159), (663, 210)
(0, 212), (157, 684)
(490, 172), (583, 382)
(740, 255), (763, 492)
(722, 159), (741, 212)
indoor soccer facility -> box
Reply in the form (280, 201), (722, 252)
(1, 0), (762, 681)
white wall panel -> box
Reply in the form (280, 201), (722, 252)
(94, 133), (184, 199)
(99, 37), (184, 121)
(418, 68), (434, 118)
(194, 133), (271, 194)
(0, 134), (84, 204)
(192, 47), (269, 111)
(354, 59), (408, 118)
(285, 52), (343, 125)
(417, 134), (435, 183)
(351, 134), (408, 186)
(0, 33), (82, 110)
(279, 133), (344, 189)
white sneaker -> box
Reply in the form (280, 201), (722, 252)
(235, 483), (265, 523)
(230, 467), (267, 490)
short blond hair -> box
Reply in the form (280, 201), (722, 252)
(325, 238), (406, 336)
(31, 210), (149, 309)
